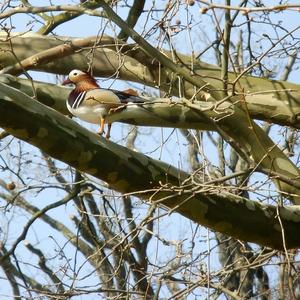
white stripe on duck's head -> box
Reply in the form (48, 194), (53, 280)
(68, 69), (87, 83)
(63, 69), (99, 89)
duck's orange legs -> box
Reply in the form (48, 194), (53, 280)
(98, 118), (105, 136)
(98, 118), (111, 140)
(105, 123), (111, 140)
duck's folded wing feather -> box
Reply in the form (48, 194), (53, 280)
(112, 90), (145, 104)
(84, 89), (121, 107)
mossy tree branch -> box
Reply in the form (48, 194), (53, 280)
(1, 31), (300, 202)
(1, 82), (300, 250)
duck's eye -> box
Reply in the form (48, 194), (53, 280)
(73, 72), (78, 76)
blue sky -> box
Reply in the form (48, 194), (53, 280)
(1, 1), (300, 298)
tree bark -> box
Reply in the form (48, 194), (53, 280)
(1, 82), (300, 250)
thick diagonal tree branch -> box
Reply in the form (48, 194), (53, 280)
(2, 73), (300, 204)
(96, 1), (300, 202)
(0, 35), (126, 76)
(2, 74), (300, 191)
(1, 31), (300, 202)
(1, 33), (299, 105)
(1, 73), (300, 131)
(1, 83), (300, 250)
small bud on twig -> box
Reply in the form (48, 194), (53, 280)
(186, 0), (195, 6)
(6, 182), (16, 190)
(199, 7), (209, 14)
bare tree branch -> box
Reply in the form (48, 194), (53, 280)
(1, 81), (300, 249)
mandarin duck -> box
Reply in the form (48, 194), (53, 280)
(62, 69), (142, 139)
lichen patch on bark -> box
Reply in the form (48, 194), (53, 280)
(9, 128), (30, 139)
(189, 202), (208, 220)
(148, 165), (162, 179)
(84, 168), (98, 175)
(78, 151), (93, 165)
(246, 200), (256, 211)
(275, 157), (299, 176)
(112, 179), (129, 192)
(37, 127), (48, 138)
(214, 221), (233, 232)
(107, 171), (118, 183)
(273, 223), (281, 232)
(279, 208), (300, 222)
